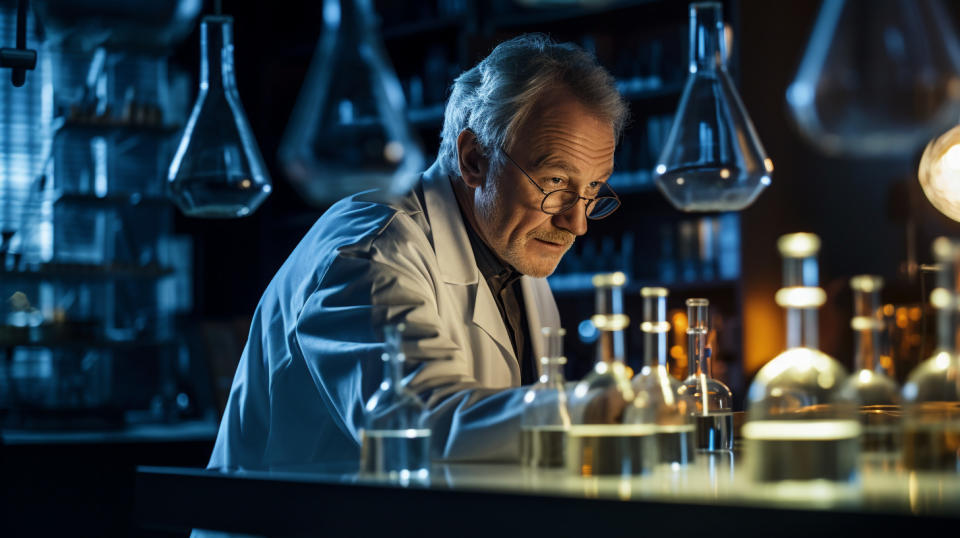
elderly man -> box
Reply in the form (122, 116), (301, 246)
(209, 33), (628, 468)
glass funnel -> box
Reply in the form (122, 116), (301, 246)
(567, 272), (651, 476)
(359, 323), (431, 481)
(278, 0), (425, 205)
(842, 275), (901, 459)
(167, 15), (272, 218)
(627, 287), (696, 466)
(678, 298), (734, 451)
(787, 0), (960, 158)
(520, 327), (571, 469)
(901, 238), (960, 472)
(653, 1), (772, 212)
(743, 233), (860, 483)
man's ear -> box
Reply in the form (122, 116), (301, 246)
(456, 129), (488, 189)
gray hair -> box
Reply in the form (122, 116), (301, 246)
(438, 34), (628, 177)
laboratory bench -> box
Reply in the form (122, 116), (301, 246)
(135, 454), (960, 537)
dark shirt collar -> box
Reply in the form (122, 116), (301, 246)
(452, 182), (521, 288)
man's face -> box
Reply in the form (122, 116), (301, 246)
(472, 90), (616, 278)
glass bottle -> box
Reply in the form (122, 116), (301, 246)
(627, 287), (697, 466)
(167, 15), (272, 218)
(842, 275), (901, 459)
(653, 1), (772, 212)
(788, 0), (960, 158)
(567, 272), (651, 476)
(901, 238), (960, 472)
(277, 0), (425, 205)
(359, 323), (431, 481)
(743, 233), (860, 483)
(520, 327), (572, 469)
(678, 298), (734, 451)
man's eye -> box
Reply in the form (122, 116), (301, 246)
(547, 177), (564, 186)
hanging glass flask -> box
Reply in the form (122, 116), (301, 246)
(520, 327), (572, 469)
(653, 1), (772, 212)
(743, 233), (860, 483)
(901, 238), (960, 472)
(787, 0), (960, 158)
(360, 323), (431, 481)
(278, 0), (425, 204)
(167, 15), (272, 218)
(918, 122), (960, 223)
(842, 276), (901, 459)
(678, 298), (734, 451)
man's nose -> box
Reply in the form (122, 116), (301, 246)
(551, 201), (588, 237)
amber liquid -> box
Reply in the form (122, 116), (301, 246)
(520, 426), (567, 469)
(566, 425), (657, 476)
(860, 405), (901, 454)
(902, 421), (960, 471)
(743, 420), (861, 482)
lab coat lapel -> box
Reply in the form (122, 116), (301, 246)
(421, 165), (519, 379)
(521, 276), (561, 376)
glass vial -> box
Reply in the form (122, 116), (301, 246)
(360, 323), (431, 481)
(278, 0), (425, 205)
(843, 275), (901, 459)
(653, 1), (772, 212)
(743, 233), (860, 483)
(167, 15), (272, 218)
(679, 298), (734, 451)
(628, 287), (697, 466)
(520, 327), (572, 469)
(901, 238), (960, 472)
(788, 0), (960, 158)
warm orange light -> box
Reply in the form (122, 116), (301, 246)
(883, 304), (894, 317)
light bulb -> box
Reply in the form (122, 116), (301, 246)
(918, 124), (960, 222)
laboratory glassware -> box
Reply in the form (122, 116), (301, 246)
(901, 238), (960, 472)
(788, 0), (960, 158)
(520, 327), (572, 469)
(842, 276), (901, 458)
(359, 323), (431, 480)
(743, 233), (860, 483)
(918, 124), (960, 223)
(627, 287), (697, 466)
(167, 15), (272, 218)
(653, 1), (771, 212)
(678, 298), (734, 451)
(567, 272), (652, 476)
(278, 0), (425, 205)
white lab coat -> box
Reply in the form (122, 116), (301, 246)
(208, 161), (560, 469)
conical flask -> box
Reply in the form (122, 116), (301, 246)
(520, 327), (572, 469)
(653, 2), (771, 212)
(743, 233), (860, 483)
(167, 15), (272, 218)
(787, 0), (960, 158)
(901, 238), (960, 472)
(678, 298), (734, 451)
(842, 275), (901, 460)
(359, 323), (431, 481)
(627, 287), (697, 466)
(278, 0), (425, 204)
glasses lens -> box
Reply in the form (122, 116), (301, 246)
(542, 190), (579, 214)
(587, 197), (620, 219)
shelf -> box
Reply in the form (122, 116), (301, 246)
(0, 262), (175, 282)
(615, 80), (683, 102)
(53, 192), (170, 208)
(609, 170), (655, 194)
(54, 119), (179, 138)
(0, 324), (177, 350)
(487, 0), (663, 30)
(548, 271), (739, 295)
(382, 15), (466, 40)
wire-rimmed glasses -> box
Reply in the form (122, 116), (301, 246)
(502, 149), (620, 219)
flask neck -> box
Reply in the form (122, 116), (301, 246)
(786, 307), (819, 350)
(689, 2), (727, 73)
(200, 15), (237, 92)
(851, 283), (883, 372)
(539, 358), (567, 386)
(687, 329), (710, 377)
(853, 327), (881, 372)
(596, 330), (626, 364)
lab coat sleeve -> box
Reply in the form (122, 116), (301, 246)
(293, 212), (529, 462)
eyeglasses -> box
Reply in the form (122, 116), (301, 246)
(501, 149), (620, 220)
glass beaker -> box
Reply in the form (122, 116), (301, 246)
(628, 287), (697, 466)
(359, 323), (431, 481)
(653, 1), (771, 212)
(278, 0), (425, 205)
(787, 0), (960, 158)
(842, 275), (901, 460)
(520, 327), (572, 469)
(678, 298), (734, 451)
(167, 15), (272, 218)
(743, 233), (860, 483)
(901, 238), (960, 472)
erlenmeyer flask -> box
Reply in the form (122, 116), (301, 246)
(743, 233), (860, 483)
(787, 0), (960, 158)
(653, 2), (771, 212)
(278, 0), (425, 204)
(520, 327), (572, 469)
(901, 238), (960, 472)
(678, 298), (734, 451)
(167, 15), (272, 218)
